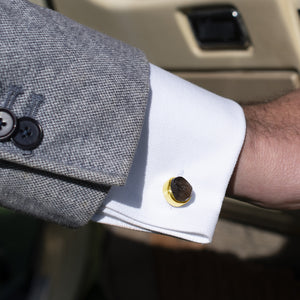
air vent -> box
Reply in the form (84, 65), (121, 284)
(187, 6), (251, 50)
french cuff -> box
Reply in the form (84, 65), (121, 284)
(93, 64), (246, 243)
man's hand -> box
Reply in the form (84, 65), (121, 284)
(227, 89), (300, 209)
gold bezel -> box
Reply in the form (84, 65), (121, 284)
(163, 177), (191, 207)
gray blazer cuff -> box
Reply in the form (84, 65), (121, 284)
(0, 0), (150, 226)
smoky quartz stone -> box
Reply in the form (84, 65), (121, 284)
(170, 177), (192, 203)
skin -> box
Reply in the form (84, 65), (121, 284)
(227, 89), (300, 210)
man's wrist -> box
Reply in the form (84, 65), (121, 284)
(227, 92), (300, 209)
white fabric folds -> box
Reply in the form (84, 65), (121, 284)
(93, 64), (246, 243)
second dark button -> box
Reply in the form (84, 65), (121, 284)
(12, 117), (43, 150)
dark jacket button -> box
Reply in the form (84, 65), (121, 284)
(0, 108), (17, 142)
(12, 117), (43, 150)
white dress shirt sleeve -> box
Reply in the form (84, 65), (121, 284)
(92, 64), (246, 243)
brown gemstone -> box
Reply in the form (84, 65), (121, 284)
(170, 177), (192, 203)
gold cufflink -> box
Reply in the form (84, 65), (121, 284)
(163, 176), (192, 207)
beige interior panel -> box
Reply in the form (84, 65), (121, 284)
(175, 71), (300, 103)
(222, 198), (300, 235)
(53, 0), (300, 70)
(29, 0), (47, 7)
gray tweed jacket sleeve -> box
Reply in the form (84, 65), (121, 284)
(0, 0), (150, 227)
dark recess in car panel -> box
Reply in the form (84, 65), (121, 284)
(186, 6), (251, 50)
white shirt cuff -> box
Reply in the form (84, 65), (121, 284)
(92, 64), (246, 243)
